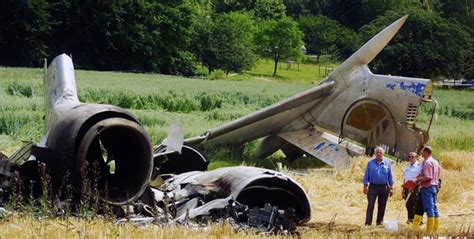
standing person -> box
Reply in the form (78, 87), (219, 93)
(403, 152), (422, 224)
(415, 146), (441, 234)
(363, 147), (394, 226)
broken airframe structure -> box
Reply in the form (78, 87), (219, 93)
(0, 54), (310, 232)
(187, 15), (437, 169)
(0, 15), (436, 232)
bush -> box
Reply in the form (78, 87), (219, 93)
(79, 89), (226, 113)
(5, 82), (38, 98)
(208, 70), (225, 80)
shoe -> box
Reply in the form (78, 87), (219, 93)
(407, 219), (413, 224)
(426, 217), (435, 234)
(412, 215), (422, 230)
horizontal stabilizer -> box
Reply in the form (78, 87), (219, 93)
(186, 81), (335, 144)
(278, 129), (365, 169)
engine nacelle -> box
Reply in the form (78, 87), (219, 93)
(44, 104), (152, 205)
(19, 54), (154, 205)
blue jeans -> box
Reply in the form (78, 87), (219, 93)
(421, 185), (439, 217)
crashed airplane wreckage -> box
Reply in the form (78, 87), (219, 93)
(0, 15), (435, 232)
(187, 15), (437, 169)
(0, 54), (310, 232)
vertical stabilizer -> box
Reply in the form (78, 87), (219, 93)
(330, 15), (408, 82)
(44, 54), (80, 133)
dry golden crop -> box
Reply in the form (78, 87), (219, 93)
(1, 151), (472, 238)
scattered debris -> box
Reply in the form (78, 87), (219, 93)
(0, 16), (439, 234)
(117, 166), (310, 234)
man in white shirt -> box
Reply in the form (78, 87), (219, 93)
(403, 152), (423, 224)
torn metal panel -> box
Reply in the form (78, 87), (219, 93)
(0, 154), (11, 177)
(175, 197), (230, 221)
(8, 142), (33, 165)
(0, 154), (12, 206)
(157, 122), (185, 156)
(161, 166), (311, 223)
(278, 129), (364, 169)
(153, 142), (209, 180)
(135, 166), (310, 233)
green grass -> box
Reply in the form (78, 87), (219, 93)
(0, 66), (312, 160)
(196, 58), (338, 83)
(1, 63), (473, 169)
(415, 88), (474, 154)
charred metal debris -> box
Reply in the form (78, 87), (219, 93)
(0, 146), (309, 234)
(0, 54), (310, 234)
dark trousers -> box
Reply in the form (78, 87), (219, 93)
(414, 190), (424, 216)
(404, 189), (416, 220)
(365, 184), (389, 225)
(404, 187), (423, 220)
(408, 186), (424, 218)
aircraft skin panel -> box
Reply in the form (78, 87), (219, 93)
(278, 129), (364, 169)
(312, 71), (430, 156)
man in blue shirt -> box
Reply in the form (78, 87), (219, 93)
(363, 146), (395, 225)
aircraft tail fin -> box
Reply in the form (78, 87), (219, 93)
(329, 15), (408, 82)
(43, 54), (80, 133)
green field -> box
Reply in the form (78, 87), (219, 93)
(1, 60), (473, 169)
(196, 58), (339, 83)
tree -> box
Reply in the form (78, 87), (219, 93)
(283, 0), (330, 19)
(437, 0), (473, 29)
(194, 12), (257, 74)
(212, 0), (286, 20)
(251, 0), (287, 20)
(193, 15), (218, 74)
(0, 0), (52, 66)
(255, 17), (304, 76)
(326, 0), (413, 30)
(360, 8), (474, 80)
(298, 15), (361, 61)
(1, 0), (198, 75)
(211, 13), (257, 74)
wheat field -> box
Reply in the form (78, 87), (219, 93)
(1, 152), (473, 238)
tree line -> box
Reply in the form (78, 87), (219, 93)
(0, 0), (472, 79)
